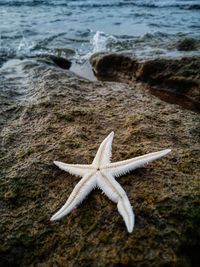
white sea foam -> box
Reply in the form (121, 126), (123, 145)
(17, 36), (34, 56)
(91, 31), (117, 53)
(91, 31), (107, 53)
(76, 31), (117, 61)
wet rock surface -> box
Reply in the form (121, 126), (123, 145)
(176, 38), (199, 51)
(90, 53), (200, 112)
(47, 55), (72, 70)
(0, 60), (199, 267)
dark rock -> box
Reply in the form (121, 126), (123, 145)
(90, 52), (138, 82)
(0, 60), (199, 266)
(48, 55), (72, 69)
(90, 53), (200, 112)
(135, 57), (199, 89)
(187, 5), (200, 10)
(176, 38), (198, 51)
(22, 54), (72, 70)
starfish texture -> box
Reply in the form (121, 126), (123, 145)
(51, 132), (171, 233)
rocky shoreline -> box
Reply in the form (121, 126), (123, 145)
(0, 55), (199, 266)
(90, 53), (200, 112)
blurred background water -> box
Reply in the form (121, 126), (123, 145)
(0, 0), (200, 80)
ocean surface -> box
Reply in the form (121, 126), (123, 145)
(0, 0), (200, 82)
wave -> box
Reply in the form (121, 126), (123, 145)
(0, 0), (50, 7)
(0, 0), (199, 10)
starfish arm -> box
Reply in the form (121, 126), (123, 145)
(97, 171), (134, 233)
(50, 172), (96, 221)
(54, 161), (94, 177)
(104, 149), (171, 177)
(92, 131), (114, 168)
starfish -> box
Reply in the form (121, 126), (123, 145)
(50, 132), (171, 233)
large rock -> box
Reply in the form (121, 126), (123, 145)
(0, 60), (199, 267)
(90, 53), (200, 112)
(90, 52), (139, 82)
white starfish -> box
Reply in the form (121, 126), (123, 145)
(50, 132), (171, 233)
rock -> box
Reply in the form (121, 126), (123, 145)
(90, 52), (138, 82)
(22, 54), (72, 70)
(0, 60), (199, 267)
(48, 55), (72, 69)
(135, 57), (199, 88)
(176, 38), (198, 51)
(90, 53), (200, 112)
(187, 5), (200, 10)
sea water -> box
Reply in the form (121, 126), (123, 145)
(0, 0), (200, 80)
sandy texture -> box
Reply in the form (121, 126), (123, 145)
(0, 60), (199, 267)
